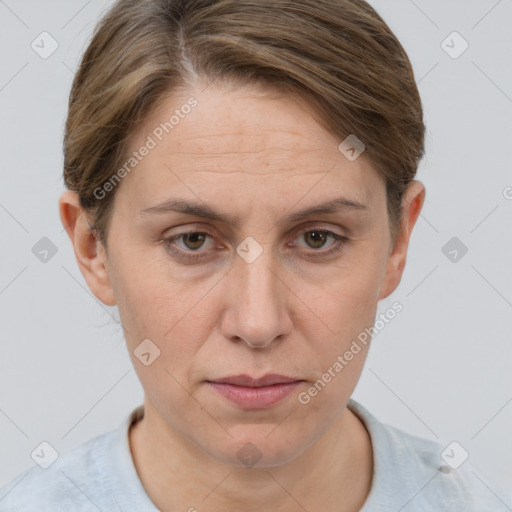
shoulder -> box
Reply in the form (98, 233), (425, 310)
(385, 425), (507, 509)
(0, 430), (119, 511)
(348, 399), (512, 511)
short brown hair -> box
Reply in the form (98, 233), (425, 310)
(63, 0), (425, 249)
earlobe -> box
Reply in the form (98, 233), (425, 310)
(379, 181), (426, 300)
(59, 191), (117, 306)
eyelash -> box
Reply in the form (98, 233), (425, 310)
(162, 227), (349, 264)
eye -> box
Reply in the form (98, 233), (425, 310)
(292, 228), (349, 258)
(162, 229), (215, 262)
(297, 229), (338, 249)
(175, 232), (210, 251)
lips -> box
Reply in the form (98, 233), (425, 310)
(208, 374), (301, 387)
(205, 374), (304, 409)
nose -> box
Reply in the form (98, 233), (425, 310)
(220, 244), (292, 349)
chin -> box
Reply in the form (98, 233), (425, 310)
(207, 427), (313, 469)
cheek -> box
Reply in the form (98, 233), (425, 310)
(301, 249), (386, 337)
(111, 261), (213, 416)
(290, 245), (387, 397)
(109, 247), (218, 375)
(108, 240), (180, 329)
(293, 269), (380, 421)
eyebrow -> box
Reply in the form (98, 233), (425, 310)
(139, 196), (369, 226)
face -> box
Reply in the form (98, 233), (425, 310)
(79, 80), (417, 467)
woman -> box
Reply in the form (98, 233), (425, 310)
(1, 0), (509, 510)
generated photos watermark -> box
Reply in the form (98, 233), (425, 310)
(93, 97), (198, 201)
(298, 301), (403, 405)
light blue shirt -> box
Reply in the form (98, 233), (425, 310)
(1, 399), (510, 511)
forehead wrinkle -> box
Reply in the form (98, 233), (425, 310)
(162, 147), (330, 157)
(173, 167), (335, 177)
(172, 126), (309, 140)
(172, 128), (317, 142)
(165, 123), (332, 154)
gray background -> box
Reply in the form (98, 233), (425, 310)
(1, 0), (511, 503)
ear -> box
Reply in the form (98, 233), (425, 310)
(379, 180), (426, 300)
(59, 190), (117, 306)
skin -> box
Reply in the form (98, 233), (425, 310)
(59, 79), (425, 512)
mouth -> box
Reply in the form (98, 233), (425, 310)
(205, 374), (305, 409)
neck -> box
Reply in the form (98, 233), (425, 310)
(129, 399), (373, 512)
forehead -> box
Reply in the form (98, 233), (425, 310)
(116, 81), (384, 216)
